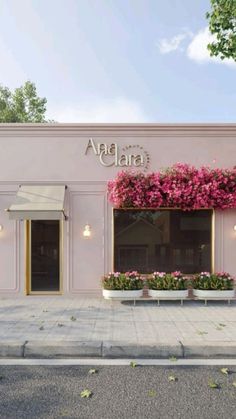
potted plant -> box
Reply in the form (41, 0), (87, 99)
(102, 271), (144, 299)
(146, 271), (188, 298)
(192, 272), (235, 298)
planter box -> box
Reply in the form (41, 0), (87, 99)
(102, 289), (143, 299)
(148, 289), (188, 298)
(193, 289), (235, 298)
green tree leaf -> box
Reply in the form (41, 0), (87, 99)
(208, 380), (220, 389)
(0, 81), (50, 122)
(197, 330), (208, 336)
(80, 389), (92, 398)
(148, 390), (157, 397)
(70, 316), (76, 321)
(206, 0), (236, 61)
(130, 361), (137, 368)
(88, 369), (98, 374)
(168, 375), (177, 382)
(220, 368), (229, 375)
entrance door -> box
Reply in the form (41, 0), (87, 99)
(28, 220), (61, 293)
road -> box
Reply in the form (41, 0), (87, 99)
(0, 364), (236, 418)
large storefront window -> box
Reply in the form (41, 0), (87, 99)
(114, 209), (212, 274)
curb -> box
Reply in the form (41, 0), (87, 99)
(181, 340), (236, 358)
(1, 340), (236, 359)
(24, 341), (102, 358)
(102, 341), (182, 358)
(0, 341), (26, 358)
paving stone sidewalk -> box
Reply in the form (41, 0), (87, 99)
(0, 297), (236, 358)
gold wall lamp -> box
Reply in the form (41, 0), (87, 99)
(83, 223), (91, 238)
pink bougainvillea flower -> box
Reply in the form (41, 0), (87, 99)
(107, 164), (236, 210)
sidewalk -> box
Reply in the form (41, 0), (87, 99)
(1, 297), (236, 358)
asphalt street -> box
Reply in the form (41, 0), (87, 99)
(0, 365), (236, 419)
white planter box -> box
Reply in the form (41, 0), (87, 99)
(193, 289), (235, 298)
(148, 289), (188, 298)
(102, 289), (143, 299)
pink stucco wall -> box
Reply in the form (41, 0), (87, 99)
(0, 123), (235, 295)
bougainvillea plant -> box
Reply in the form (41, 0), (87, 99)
(107, 164), (236, 210)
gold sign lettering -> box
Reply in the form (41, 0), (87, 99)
(85, 139), (149, 170)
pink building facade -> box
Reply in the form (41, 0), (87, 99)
(0, 123), (235, 296)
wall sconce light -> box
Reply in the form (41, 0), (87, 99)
(83, 224), (91, 238)
(0, 225), (3, 232)
(234, 225), (236, 232)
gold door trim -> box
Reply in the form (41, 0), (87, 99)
(25, 220), (63, 295)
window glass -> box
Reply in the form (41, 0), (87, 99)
(114, 210), (212, 273)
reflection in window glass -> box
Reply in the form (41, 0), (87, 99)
(114, 210), (212, 274)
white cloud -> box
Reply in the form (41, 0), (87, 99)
(187, 27), (236, 68)
(157, 33), (188, 54)
(157, 29), (193, 54)
(157, 26), (236, 68)
(47, 97), (150, 123)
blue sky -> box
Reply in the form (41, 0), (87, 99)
(0, 0), (235, 122)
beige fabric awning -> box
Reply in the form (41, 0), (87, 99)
(7, 185), (66, 220)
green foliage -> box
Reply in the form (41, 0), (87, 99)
(192, 272), (234, 290)
(147, 272), (187, 291)
(0, 81), (48, 122)
(206, 0), (236, 61)
(102, 272), (144, 290)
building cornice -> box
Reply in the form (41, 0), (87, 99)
(0, 123), (236, 137)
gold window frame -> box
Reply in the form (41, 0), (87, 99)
(25, 220), (63, 295)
